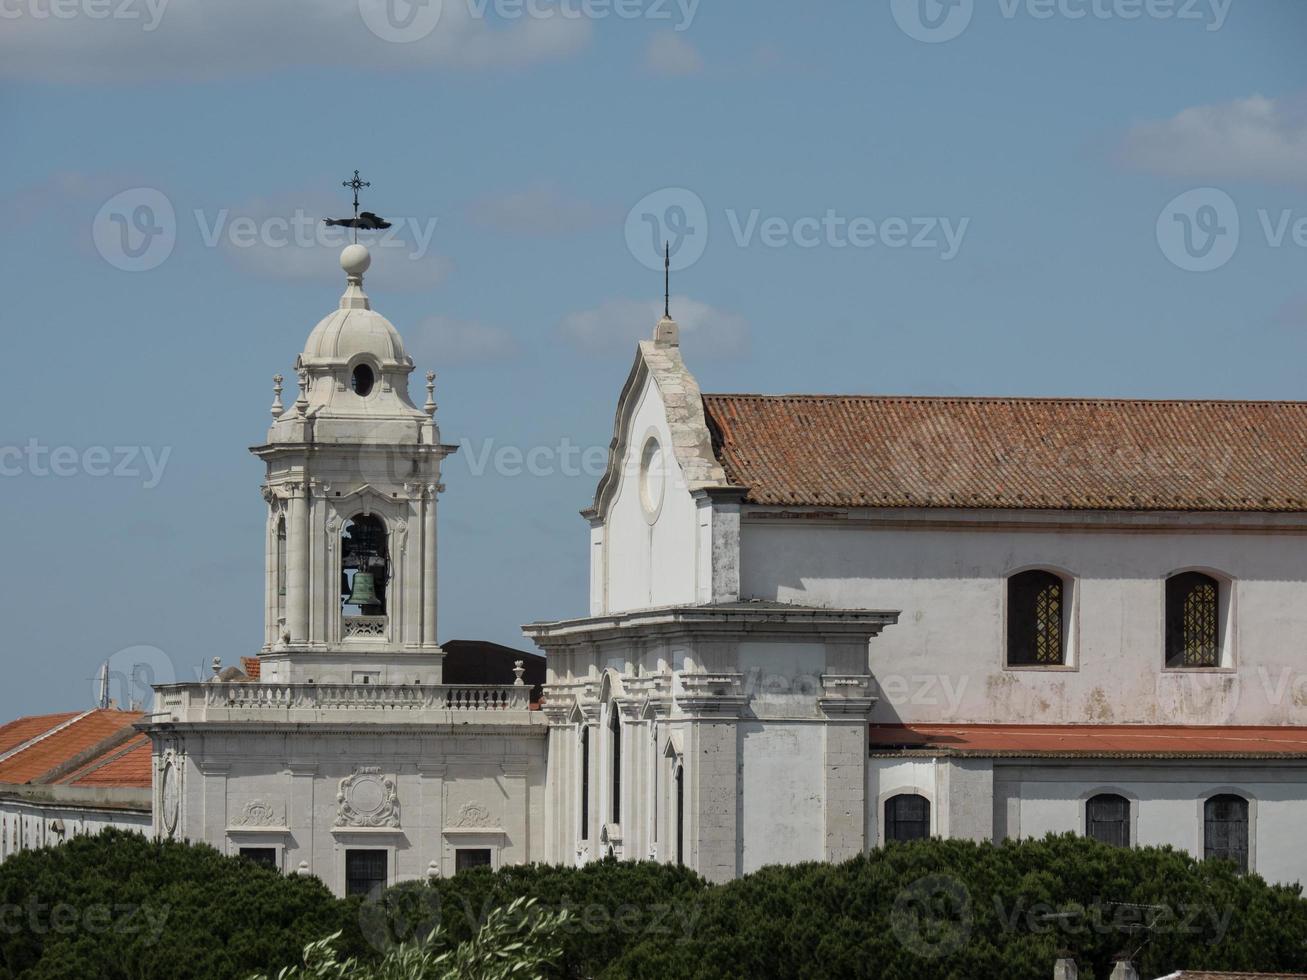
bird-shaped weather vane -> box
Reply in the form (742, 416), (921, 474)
(323, 170), (392, 241)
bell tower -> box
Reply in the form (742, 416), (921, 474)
(252, 243), (456, 685)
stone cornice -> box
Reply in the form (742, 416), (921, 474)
(524, 602), (899, 651)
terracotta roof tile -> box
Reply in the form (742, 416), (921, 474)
(1164, 973), (1307, 979)
(0, 710), (142, 785)
(240, 657), (261, 680)
(702, 394), (1307, 511)
(0, 712), (81, 757)
(59, 734), (152, 789)
(868, 724), (1307, 759)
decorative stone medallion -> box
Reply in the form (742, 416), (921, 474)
(232, 800), (285, 828)
(336, 767), (400, 828)
(161, 759), (180, 837)
(452, 801), (495, 828)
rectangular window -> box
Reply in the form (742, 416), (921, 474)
(345, 849), (388, 900)
(1086, 794), (1130, 848)
(239, 847), (278, 871)
(455, 848), (493, 873)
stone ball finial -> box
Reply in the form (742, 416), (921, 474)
(340, 243), (371, 279)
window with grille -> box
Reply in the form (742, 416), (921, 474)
(1086, 794), (1130, 847)
(344, 849), (388, 900)
(1166, 572), (1220, 667)
(884, 794), (930, 842)
(1204, 794), (1249, 872)
(1007, 570), (1066, 666)
(455, 849), (493, 873)
(239, 847), (278, 871)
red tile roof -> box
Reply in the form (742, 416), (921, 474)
(241, 657), (262, 680)
(56, 734), (152, 789)
(868, 724), (1307, 759)
(1162, 974), (1307, 979)
(702, 394), (1307, 511)
(0, 710), (143, 785)
(0, 712), (81, 757)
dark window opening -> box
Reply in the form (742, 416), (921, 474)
(239, 847), (278, 871)
(351, 363), (375, 397)
(675, 764), (684, 866)
(455, 849), (493, 873)
(1204, 794), (1249, 872)
(885, 794), (930, 842)
(580, 727), (590, 841)
(341, 514), (389, 617)
(1086, 794), (1130, 847)
(345, 849), (388, 900)
(609, 707), (622, 826)
(275, 517), (287, 600)
(1008, 570), (1066, 666)
(1166, 572), (1220, 668)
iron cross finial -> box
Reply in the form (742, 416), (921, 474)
(664, 241), (671, 319)
(342, 170), (371, 219)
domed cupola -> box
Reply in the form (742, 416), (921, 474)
(267, 244), (435, 447)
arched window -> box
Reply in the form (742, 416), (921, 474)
(1008, 570), (1067, 666)
(1166, 572), (1220, 667)
(884, 793), (930, 842)
(609, 706), (622, 826)
(275, 516), (287, 621)
(1204, 794), (1249, 872)
(341, 514), (388, 617)
(674, 763), (685, 866)
(579, 726), (590, 842)
(1086, 793), (1130, 847)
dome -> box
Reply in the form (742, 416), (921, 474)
(302, 307), (407, 364)
(298, 245), (409, 366)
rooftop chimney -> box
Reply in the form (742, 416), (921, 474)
(1109, 955), (1139, 980)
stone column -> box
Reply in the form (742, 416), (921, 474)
(286, 484), (310, 645)
(422, 485), (438, 648)
(819, 675), (877, 863)
(679, 677), (746, 884)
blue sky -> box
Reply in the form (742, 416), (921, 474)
(1, 0), (1305, 717)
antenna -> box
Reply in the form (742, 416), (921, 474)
(98, 662), (110, 710)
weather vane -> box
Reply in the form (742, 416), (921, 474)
(323, 170), (392, 242)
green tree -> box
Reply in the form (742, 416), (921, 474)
(249, 897), (568, 980)
(0, 830), (367, 980)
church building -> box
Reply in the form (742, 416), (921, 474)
(135, 241), (1307, 894)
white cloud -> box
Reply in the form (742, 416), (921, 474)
(410, 315), (520, 364)
(644, 32), (703, 76)
(1117, 94), (1307, 185)
(465, 182), (615, 236)
(0, 0), (592, 83)
(559, 296), (748, 358)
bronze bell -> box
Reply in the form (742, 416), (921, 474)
(346, 572), (379, 608)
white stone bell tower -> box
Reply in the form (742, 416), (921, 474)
(253, 243), (456, 685)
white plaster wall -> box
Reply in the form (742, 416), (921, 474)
(739, 722), (824, 873)
(0, 800), (151, 863)
(602, 376), (701, 614)
(995, 763), (1307, 886)
(741, 520), (1307, 726)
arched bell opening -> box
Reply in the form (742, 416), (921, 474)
(341, 513), (389, 624)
